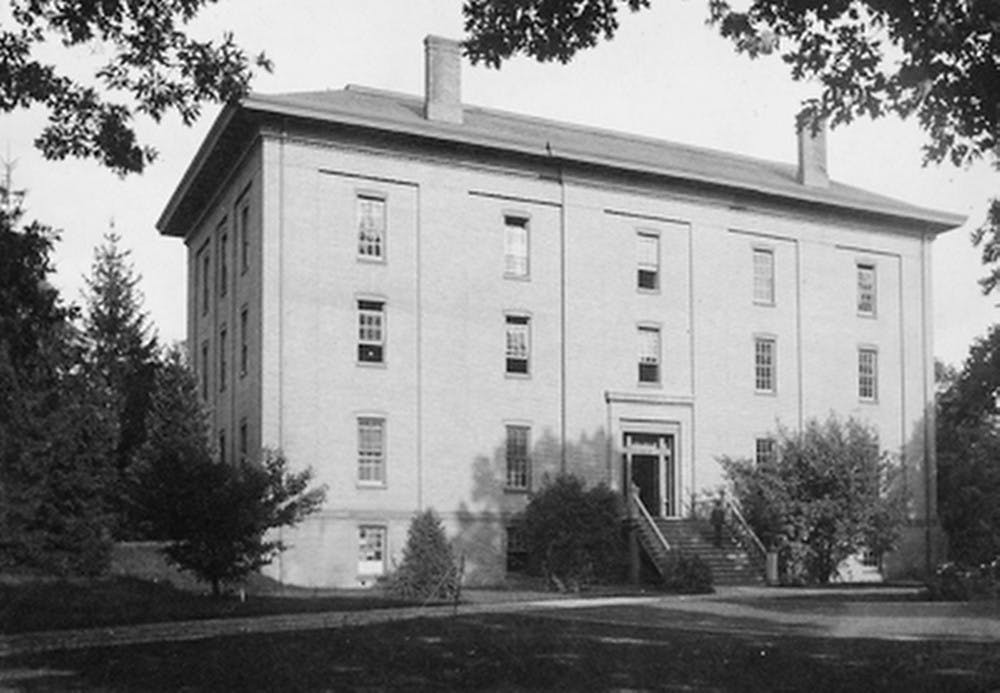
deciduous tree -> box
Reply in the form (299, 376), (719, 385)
(2, 0), (271, 174)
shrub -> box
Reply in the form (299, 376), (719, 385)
(386, 509), (458, 601)
(924, 559), (1000, 601)
(522, 475), (626, 591)
(661, 552), (714, 594)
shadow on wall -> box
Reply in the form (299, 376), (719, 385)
(452, 427), (611, 585)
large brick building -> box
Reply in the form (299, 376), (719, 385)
(157, 36), (962, 587)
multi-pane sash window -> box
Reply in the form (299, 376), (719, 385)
(859, 348), (878, 401)
(240, 307), (248, 377)
(219, 228), (228, 297)
(219, 326), (227, 392)
(239, 200), (250, 274)
(200, 246), (210, 315)
(505, 425), (530, 490)
(358, 526), (386, 576)
(358, 300), (385, 363)
(358, 417), (386, 485)
(638, 326), (661, 383)
(505, 315), (530, 374)
(755, 337), (775, 393)
(504, 216), (529, 278)
(755, 437), (776, 465)
(357, 195), (385, 260)
(637, 232), (659, 290)
(200, 340), (209, 399)
(753, 248), (774, 304)
(857, 263), (876, 316)
(239, 418), (248, 465)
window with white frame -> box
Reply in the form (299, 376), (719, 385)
(505, 425), (530, 490)
(357, 417), (386, 485)
(218, 223), (228, 298)
(239, 307), (248, 377)
(505, 315), (530, 375)
(219, 326), (227, 392)
(755, 437), (776, 465)
(239, 418), (248, 465)
(504, 216), (529, 278)
(357, 300), (385, 363)
(857, 263), (876, 315)
(858, 347), (878, 401)
(357, 195), (386, 260)
(753, 248), (775, 305)
(358, 525), (386, 576)
(636, 232), (659, 290)
(638, 326), (661, 384)
(755, 337), (776, 393)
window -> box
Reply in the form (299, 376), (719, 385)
(200, 340), (209, 399)
(219, 225), (228, 297)
(636, 232), (659, 290)
(857, 263), (876, 316)
(504, 216), (529, 278)
(755, 437), (776, 465)
(239, 199), (250, 274)
(240, 307), (248, 377)
(358, 526), (386, 577)
(219, 430), (226, 465)
(239, 418), (248, 465)
(753, 248), (774, 305)
(506, 523), (527, 571)
(357, 195), (385, 260)
(219, 327), (227, 392)
(755, 337), (775, 393)
(357, 300), (385, 363)
(505, 315), (530, 375)
(200, 245), (210, 315)
(505, 425), (530, 490)
(638, 326), (661, 384)
(358, 417), (386, 485)
(859, 348), (878, 401)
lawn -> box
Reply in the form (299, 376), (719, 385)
(0, 577), (418, 634)
(4, 607), (1000, 691)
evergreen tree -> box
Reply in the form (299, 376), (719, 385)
(388, 509), (459, 601)
(82, 232), (160, 537)
(0, 208), (115, 575)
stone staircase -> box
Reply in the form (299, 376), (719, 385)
(653, 518), (765, 586)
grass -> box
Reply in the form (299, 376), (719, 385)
(0, 576), (419, 634)
(5, 609), (1000, 691)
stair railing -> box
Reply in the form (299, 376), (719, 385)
(630, 483), (671, 553)
(723, 496), (767, 568)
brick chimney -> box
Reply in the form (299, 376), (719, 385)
(797, 118), (828, 187)
(424, 35), (463, 124)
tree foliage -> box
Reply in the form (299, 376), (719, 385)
(82, 232), (160, 537)
(134, 350), (326, 595)
(386, 509), (459, 601)
(0, 207), (115, 575)
(2, 0), (271, 174)
(521, 474), (625, 591)
(937, 324), (1000, 565)
(721, 416), (903, 584)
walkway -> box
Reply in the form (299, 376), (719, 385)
(3, 586), (998, 658)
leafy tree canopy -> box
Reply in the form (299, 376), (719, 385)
(2, 0), (271, 174)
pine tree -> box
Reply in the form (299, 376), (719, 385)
(82, 232), (159, 537)
(388, 510), (459, 601)
(0, 208), (115, 575)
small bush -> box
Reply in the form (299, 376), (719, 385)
(662, 552), (714, 594)
(386, 509), (458, 601)
(924, 559), (1000, 601)
(522, 475), (626, 591)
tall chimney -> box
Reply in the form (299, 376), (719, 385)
(797, 118), (828, 187)
(424, 35), (463, 124)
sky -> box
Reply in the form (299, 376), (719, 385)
(2, 0), (997, 368)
